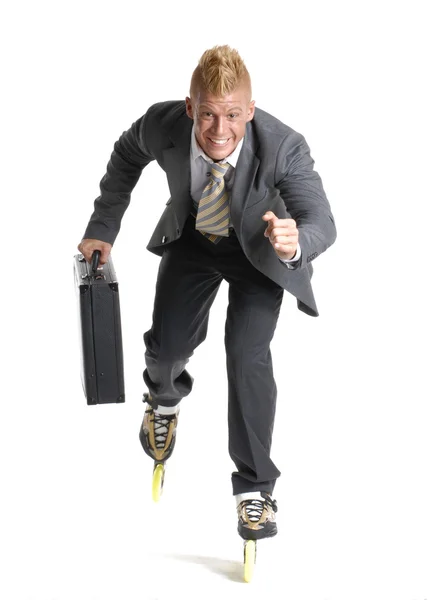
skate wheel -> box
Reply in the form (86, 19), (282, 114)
(243, 540), (256, 582)
(152, 463), (165, 502)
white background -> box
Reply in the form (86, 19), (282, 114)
(1, 1), (436, 599)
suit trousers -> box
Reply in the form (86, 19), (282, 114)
(143, 213), (284, 495)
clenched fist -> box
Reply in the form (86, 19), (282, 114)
(77, 238), (112, 266)
(262, 211), (299, 260)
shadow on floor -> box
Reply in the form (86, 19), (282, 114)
(164, 553), (244, 583)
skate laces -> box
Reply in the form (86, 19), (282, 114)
(242, 494), (278, 523)
(146, 407), (177, 450)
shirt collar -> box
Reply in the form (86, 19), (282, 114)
(190, 125), (243, 168)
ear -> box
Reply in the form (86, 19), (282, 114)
(247, 100), (256, 122)
(185, 97), (194, 120)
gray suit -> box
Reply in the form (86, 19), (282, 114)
(83, 101), (337, 495)
(84, 101), (336, 317)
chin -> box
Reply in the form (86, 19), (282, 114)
(210, 151), (228, 160)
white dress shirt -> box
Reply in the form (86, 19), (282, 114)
(189, 126), (301, 266)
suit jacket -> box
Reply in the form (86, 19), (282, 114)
(83, 101), (337, 316)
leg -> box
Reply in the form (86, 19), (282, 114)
(224, 269), (284, 495)
(143, 239), (223, 409)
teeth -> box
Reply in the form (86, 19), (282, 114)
(211, 139), (229, 145)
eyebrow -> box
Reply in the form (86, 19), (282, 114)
(198, 105), (243, 112)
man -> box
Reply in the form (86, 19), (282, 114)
(78, 45), (336, 541)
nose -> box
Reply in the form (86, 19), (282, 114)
(211, 116), (227, 136)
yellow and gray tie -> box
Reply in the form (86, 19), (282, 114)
(195, 161), (231, 244)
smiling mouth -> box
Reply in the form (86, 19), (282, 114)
(208, 138), (231, 146)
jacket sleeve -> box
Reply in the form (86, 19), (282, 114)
(275, 132), (337, 268)
(82, 107), (156, 245)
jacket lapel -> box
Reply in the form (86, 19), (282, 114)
(231, 121), (260, 236)
(162, 113), (193, 225)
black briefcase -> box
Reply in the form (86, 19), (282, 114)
(74, 251), (125, 405)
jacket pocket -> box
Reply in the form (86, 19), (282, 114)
(244, 189), (268, 211)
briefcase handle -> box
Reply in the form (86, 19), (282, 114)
(91, 250), (101, 273)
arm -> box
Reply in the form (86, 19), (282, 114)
(82, 108), (156, 246)
(279, 243), (301, 267)
(275, 133), (337, 268)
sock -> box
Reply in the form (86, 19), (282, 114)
(235, 491), (264, 507)
(155, 404), (180, 415)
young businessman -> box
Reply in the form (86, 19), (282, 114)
(78, 45), (336, 540)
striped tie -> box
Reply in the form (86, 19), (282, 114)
(195, 161), (231, 244)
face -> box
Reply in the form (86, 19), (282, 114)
(185, 85), (255, 161)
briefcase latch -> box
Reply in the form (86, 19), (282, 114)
(81, 273), (106, 281)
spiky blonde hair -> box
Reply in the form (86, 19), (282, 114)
(190, 45), (252, 99)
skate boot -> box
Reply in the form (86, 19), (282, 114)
(139, 393), (180, 502)
(236, 492), (278, 582)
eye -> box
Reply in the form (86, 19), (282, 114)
(228, 113), (239, 119)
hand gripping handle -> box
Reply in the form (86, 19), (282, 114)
(91, 250), (101, 273)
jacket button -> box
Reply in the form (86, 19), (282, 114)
(161, 236), (167, 243)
